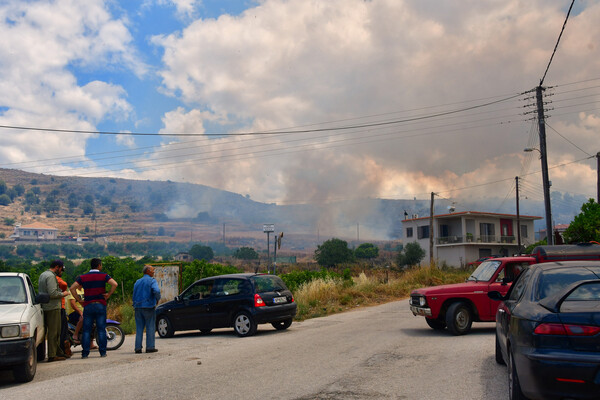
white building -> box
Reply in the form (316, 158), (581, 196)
(10, 222), (59, 241)
(402, 211), (542, 267)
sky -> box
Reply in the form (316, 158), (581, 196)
(0, 0), (599, 221)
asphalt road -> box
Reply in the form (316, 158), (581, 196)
(0, 300), (508, 399)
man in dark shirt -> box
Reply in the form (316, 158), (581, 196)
(69, 258), (117, 358)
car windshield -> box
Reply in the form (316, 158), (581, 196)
(251, 275), (287, 293)
(467, 260), (501, 282)
(0, 277), (27, 304)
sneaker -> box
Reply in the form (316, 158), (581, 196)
(146, 348), (158, 353)
(81, 355), (88, 359)
(100, 354), (107, 358)
(135, 349), (142, 354)
(47, 356), (66, 362)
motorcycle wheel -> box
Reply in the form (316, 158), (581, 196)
(105, 324), (125, 351)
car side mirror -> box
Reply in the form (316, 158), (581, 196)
(35, 293), (50, 304)
(175, 295), (182, 302)
(488, 291), (504, 301)
(501, 277), (512, 285)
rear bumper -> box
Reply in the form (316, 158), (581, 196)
(252, 303), (297, 324)
(516, 348), (600, 400)
(0, 339), (32, 368)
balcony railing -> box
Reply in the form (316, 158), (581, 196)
(436, 235), (516, 245)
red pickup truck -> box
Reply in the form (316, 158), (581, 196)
(409, 244), (600, 335)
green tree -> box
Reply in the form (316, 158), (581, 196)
(189, 244), (214, 261)
(396, 242), (426, 268)
(354, 243), (379, 259)
(13, 183), (25, 196)
(233, 247), (259, 260)
(563, 199), (600, 243)
(314, 238), (354, 267)
(0, 194), (11, 206)
(0, 180), (6, 195)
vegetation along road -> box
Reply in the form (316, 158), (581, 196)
(0, 300), (506, 400)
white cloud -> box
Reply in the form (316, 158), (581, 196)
(0, 0), (142, 169)
(152, 0), (600, 203)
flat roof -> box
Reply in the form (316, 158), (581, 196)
(403, 210), (542, 222)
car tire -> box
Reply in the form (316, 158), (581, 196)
(156, 316), (175, 338)
(445, 302), (473, 335)
(233, 311), (257, 337)
(271, 318), (293, 330)
(495, 333), (505, 365)
(13, 338), (37, 383)
(508, 349), (527, 400)
(36, 336), (46, 362)
(425, 318), (447, 331)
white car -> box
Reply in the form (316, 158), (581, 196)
(0, 272), (49, 382)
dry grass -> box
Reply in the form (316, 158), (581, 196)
(293, 266), (470, 320)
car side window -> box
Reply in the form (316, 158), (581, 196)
(214, 279), (244, 296)
(508, 269), (530, 301)
(183, 280), (214, 300)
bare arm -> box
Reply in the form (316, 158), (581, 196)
(103, 278), (118, 300)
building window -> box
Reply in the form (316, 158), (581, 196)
(520, 225), (528, 238)
(479, 223), (495, 242)
(406, 227), (413, 238)
(417, 225), (429, 239)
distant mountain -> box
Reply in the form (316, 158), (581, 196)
(0, 168), (587, 248)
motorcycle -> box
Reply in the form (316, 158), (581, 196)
(68, 318), (125, 351)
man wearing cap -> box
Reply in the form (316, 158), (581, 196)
(132, 265), (161, 353)
(38, 260), (69, 361)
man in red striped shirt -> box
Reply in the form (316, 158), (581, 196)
(69, 258), (118, 358)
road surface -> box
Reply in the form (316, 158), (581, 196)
(0, 300), (507, 399)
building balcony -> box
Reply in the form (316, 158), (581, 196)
(436, 235), (517, 245)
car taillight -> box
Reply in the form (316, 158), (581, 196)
(291, 296), (294, 303)
(534, 323), (600, 336)
(254, 294), (265, 307)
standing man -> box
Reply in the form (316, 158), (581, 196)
(38, 260), (69, 362)
(55, 265), (72, 357)
(133, 265), (161, 353)
(69, 258), (117, 359)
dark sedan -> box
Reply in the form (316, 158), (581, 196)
(155, 273), (297, 338)
(489, 261), (600, 400)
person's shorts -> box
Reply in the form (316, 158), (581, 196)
(68, 311), (81, 325)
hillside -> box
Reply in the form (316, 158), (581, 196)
(0, 169), (413, 252)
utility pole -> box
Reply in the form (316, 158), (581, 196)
(357, 223), (359, 242)
(536, 86), (554, 245)
(222, 223), (226, 244)
(597, 152), (600, 202)
(429, 192), (434, 266)
(516, 176), (521, 255)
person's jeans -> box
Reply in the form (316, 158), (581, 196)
(134, 308), (156, 351)
(82, 302), (107, 357)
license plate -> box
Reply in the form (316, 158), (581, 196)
(273, 296), (287, 304)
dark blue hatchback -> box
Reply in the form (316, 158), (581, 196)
(156, 273), (297, 338)
(489, 261), (600, 400)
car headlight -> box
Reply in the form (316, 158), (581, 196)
(0, 323), (30, 338)
(419, 297), (427, 307)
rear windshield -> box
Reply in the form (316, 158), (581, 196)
(536, 267), (600, 300)
(250, 275), (288, 293)
(0, 276), (27, 304)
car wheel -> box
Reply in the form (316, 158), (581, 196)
(495, 333), (505, 365)
(233, 311), (257, 337)
(445, 302), (473, 335)
(156, 316), (175, 338)
(508, 349), (527, 400)
(36, 336), (46, 362)
(271, 318), (293, 330)
(425, 318), (447, 331)
(13, 338), (37, 383)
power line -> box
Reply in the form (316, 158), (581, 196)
(540, 0), (575, 85)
